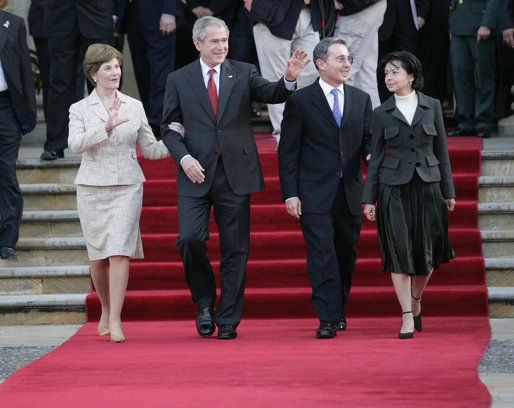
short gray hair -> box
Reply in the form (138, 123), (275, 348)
(192, 16), (229, 43)
(313, 37), (347, 71)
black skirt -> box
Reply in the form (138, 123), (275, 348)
(376, 173), (455, 275)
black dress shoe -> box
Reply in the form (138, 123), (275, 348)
(217, 325), (237, 339)
(336, 317), (347, 331)
(196, 307), (215, 337)
(40, 150), (64, 160)
(316, 321), (336, 339)
(0, 247), (17, 260)
(447, 128), (474, 137)
(477, 130), (490, 139)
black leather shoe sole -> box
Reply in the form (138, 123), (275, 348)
(40, 150), (64, 160)
(217, 325), (237, 339)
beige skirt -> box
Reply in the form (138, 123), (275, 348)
(76, 183), (144, 261)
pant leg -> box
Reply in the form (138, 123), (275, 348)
(143, 29), (177, 128)
(211, 161), (251, 327)
(472, 36), (496, 131)
(253, 23), (293, 136)
(335, 0), (386, 108)
(300, 211), (343, 323)
(450, 35), (476, 131)
(176, 195), (217, 310)
(45, 29), (81, 154)
(0, 96), (23, 248)
(332, 183), (362, 311)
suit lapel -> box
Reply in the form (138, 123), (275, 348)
(218, 60), (235, 122)
(89, 89), (108, 122)
(311, 81), (340, 129)
(187, 60), (217, 123)
(411, 91), (430, 127)
(382, 95), (411, 126)
(0, 12), (9, 57)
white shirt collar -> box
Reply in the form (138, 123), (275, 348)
(199, 58), (221, 78)
(318, 77), (345, 98)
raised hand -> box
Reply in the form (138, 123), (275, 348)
(285, 49), (311, 82)
(105, 98), (129, 132)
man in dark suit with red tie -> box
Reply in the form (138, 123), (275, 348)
(0, 10), (37, 260)
(278, 37), (372, 338)
(161, 16), (309, 340)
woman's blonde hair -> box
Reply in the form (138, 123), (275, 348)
(83, 44), (123, 86)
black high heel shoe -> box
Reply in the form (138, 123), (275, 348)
(398, 311), (414, 339)
(411, 291), (422, 332)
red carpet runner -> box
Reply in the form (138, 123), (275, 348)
(87, 134), (489, 321)
(0, 135), (491, 407)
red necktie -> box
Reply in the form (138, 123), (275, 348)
(207, 69), (218, 119)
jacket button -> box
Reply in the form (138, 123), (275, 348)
(410, 147), (415, 152)
(415, 162), (420, 166)
(409, 134), (414, 139)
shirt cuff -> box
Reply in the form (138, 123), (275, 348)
(283, 77), (296, 91)
(180, 154), (192, 167)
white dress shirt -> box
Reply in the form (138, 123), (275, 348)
(0, 60), (8, 92)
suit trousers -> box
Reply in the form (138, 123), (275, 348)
(450, 34), (496, 132)
(176, 158), (251, 327)
(300, 180), (362, 322)
(125, 5), (177, 129)
(0, 93), (23, 248)
(45, 27), (110, 154)
(334, 0), (386, 109)
(253, 9), (319, 139)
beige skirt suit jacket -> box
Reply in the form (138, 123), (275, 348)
(68, 90), (169, 260)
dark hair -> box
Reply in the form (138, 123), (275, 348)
(313, 37), (347, 71)
(379, 51), (424, 91)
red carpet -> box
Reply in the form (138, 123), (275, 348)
(0, 135), (491, 406)
(85, 134), (488, 321)
(0, 318), (490, 407)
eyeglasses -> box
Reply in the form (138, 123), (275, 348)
(336, 56), (354, 65)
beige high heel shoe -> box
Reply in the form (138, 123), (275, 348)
(98, 327), (110, 337)
(110, 334), (126, 343)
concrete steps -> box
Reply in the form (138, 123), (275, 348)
(0, 155), (87, 325)
(480, 149), (514, 317)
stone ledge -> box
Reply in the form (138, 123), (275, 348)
(16, 237), (86, 250)
(481, 151), (514, 159)
(0, 293), (87, 308)
(20, 183), (77, 194)
(17, 158), (81, 169)
(0, 265), (89, 279)
(478, 202), (514, 213)
(481, 230), (514, 240)
(22, 210), (79, 221)
(478, 176), (514, 186)
(485, 258), (514, 270)
(488, 287), (514, 301)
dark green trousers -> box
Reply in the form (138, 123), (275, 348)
(450, 34), (496, 132)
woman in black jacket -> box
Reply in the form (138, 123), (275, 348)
(362, 51), (456, 339)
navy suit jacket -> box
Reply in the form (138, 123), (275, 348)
(161, 58), (293, 197)
(0, 11), (37, 135)
(278, 80), (373, 216)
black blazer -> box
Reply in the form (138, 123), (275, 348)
(278, 80), (373, 216)
(0, 11), (37, 135)
(362, 92), (455, 204)
(379, 0), (430, 41)
(161, 58), (293, 197)
(44, 0), (113, 39)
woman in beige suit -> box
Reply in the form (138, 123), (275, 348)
(68, 44), (170, 343)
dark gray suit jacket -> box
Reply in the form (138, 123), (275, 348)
(0, 11), (36, 135)
(161, 58), (293, 197)
(278, 80), (373, 216)
(362, 92), (455, 204)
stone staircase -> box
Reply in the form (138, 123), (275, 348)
(0, 155), (89, 324)
(480, 148), (514, 317)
